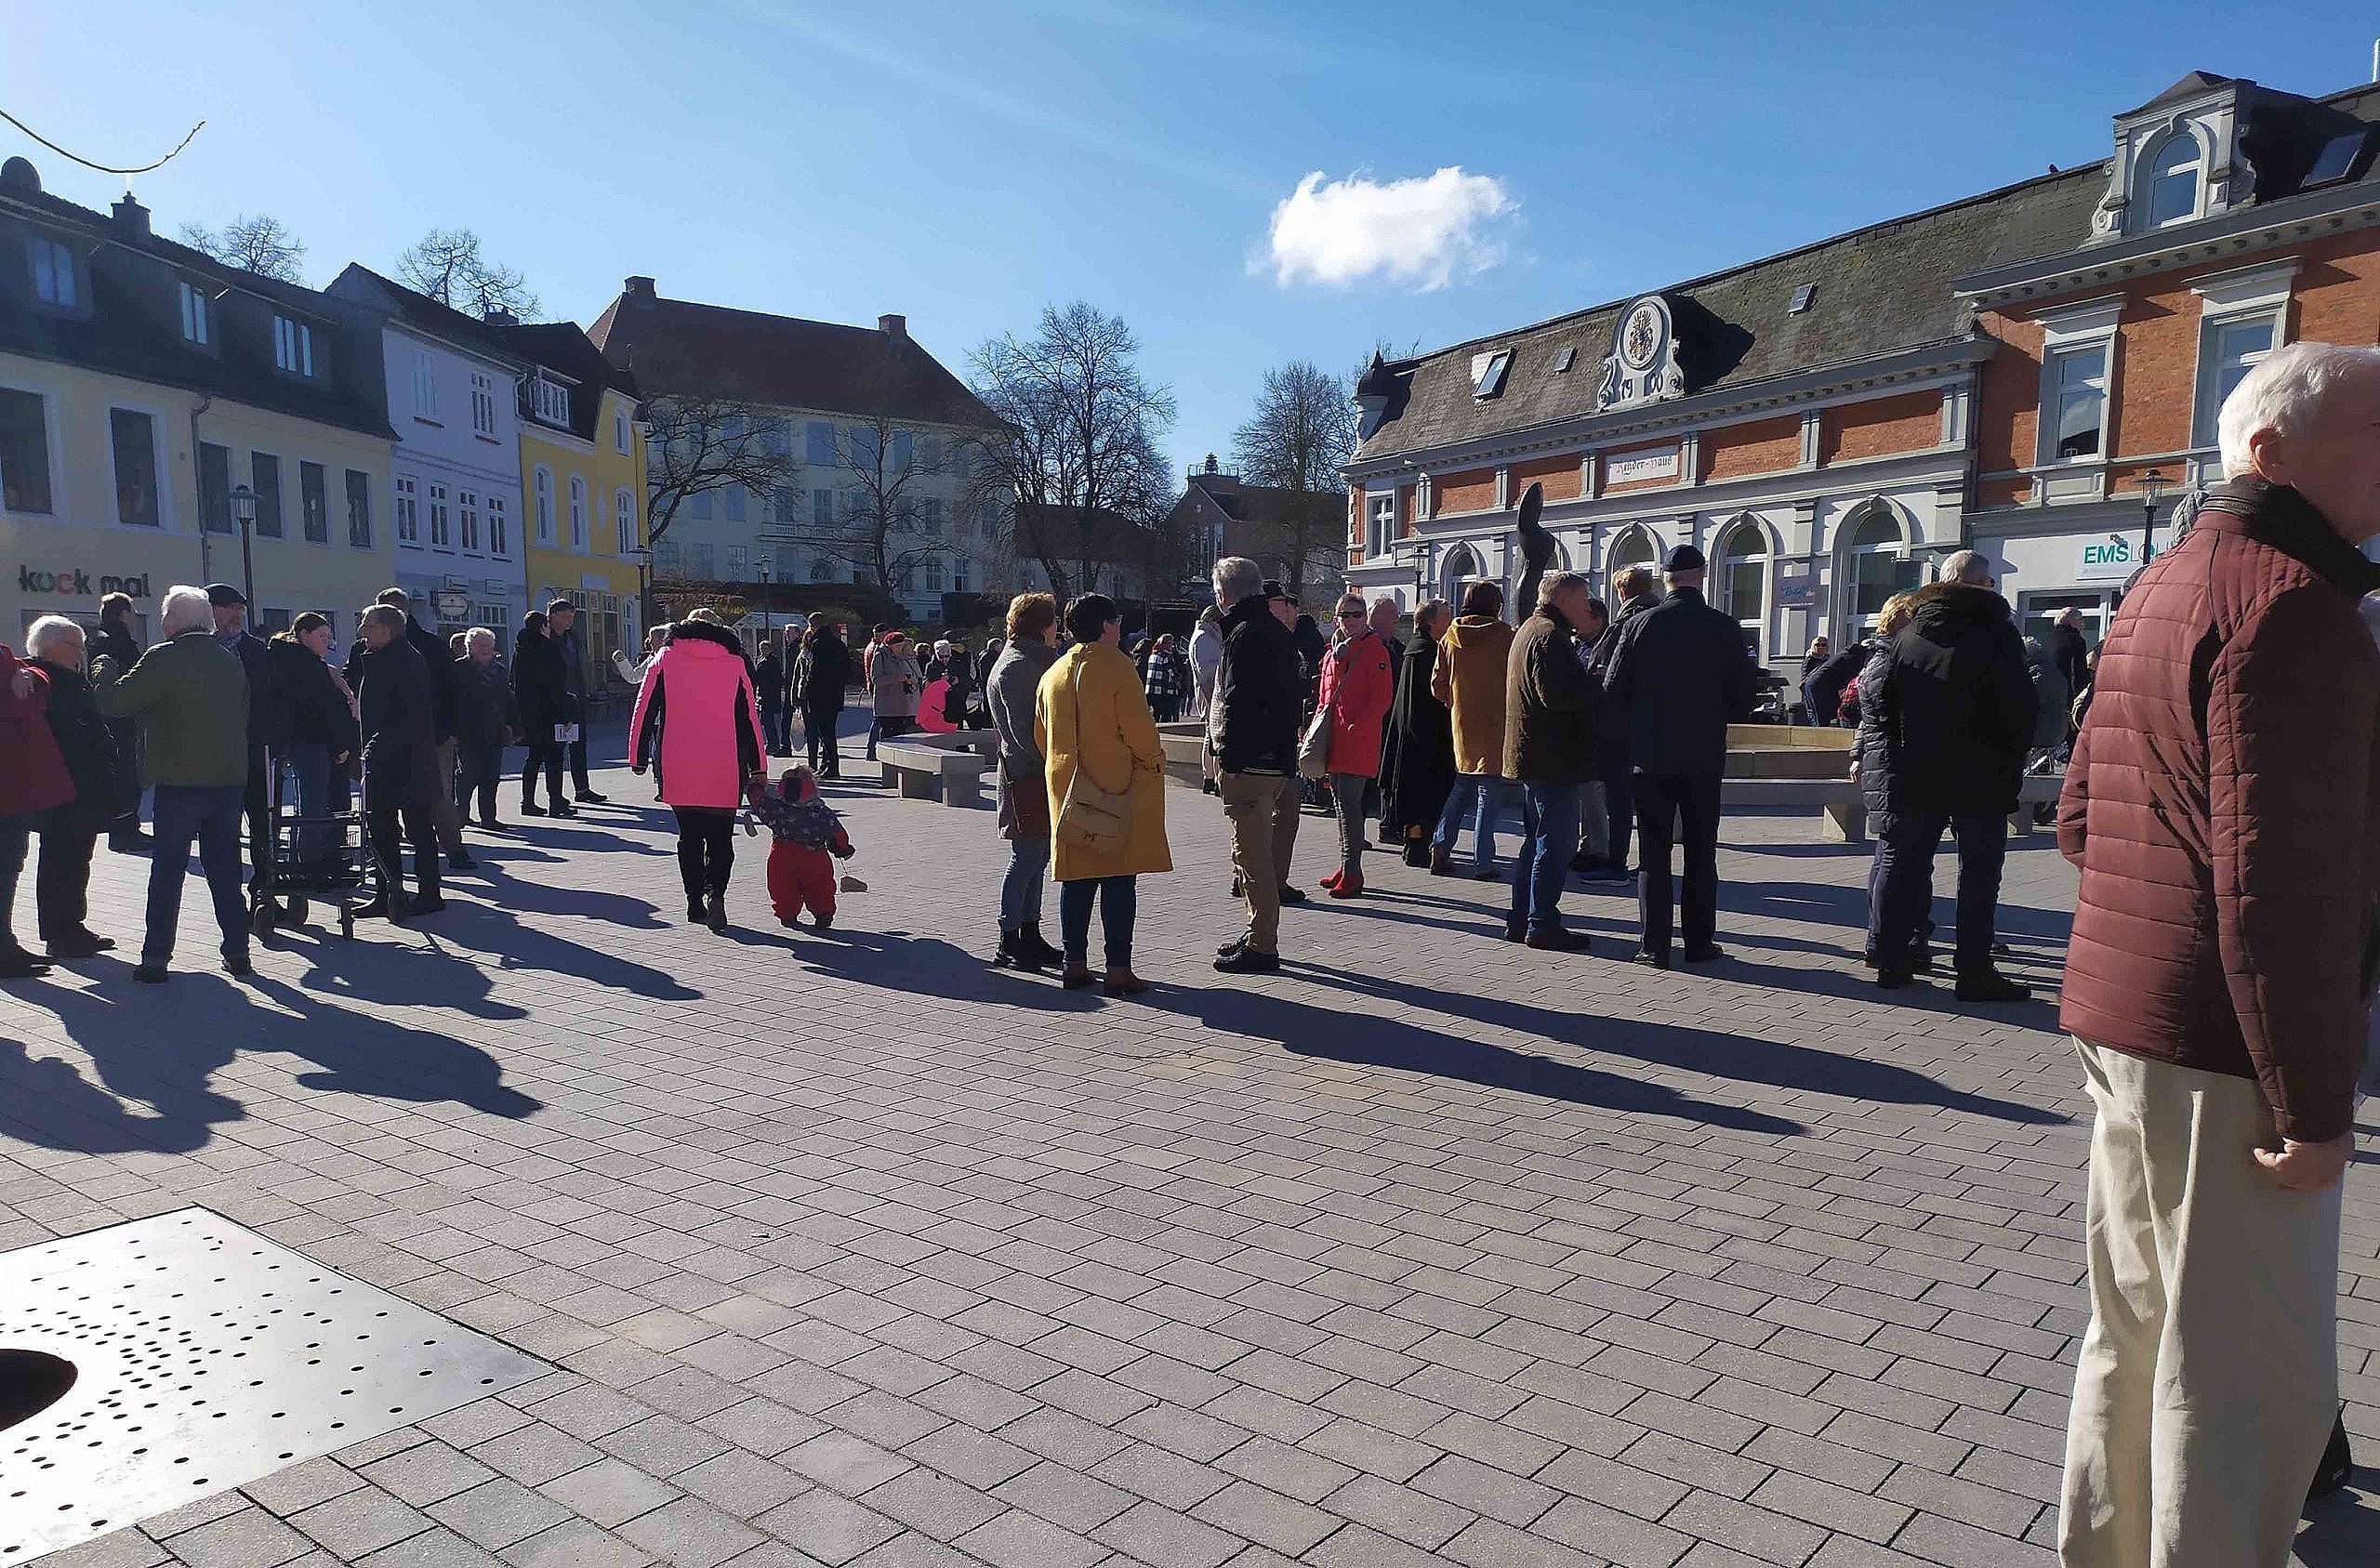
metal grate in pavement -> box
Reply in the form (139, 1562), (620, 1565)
(0, 1206), (544, 1561)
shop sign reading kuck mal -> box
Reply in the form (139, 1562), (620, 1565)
(20, 566), (151, 599)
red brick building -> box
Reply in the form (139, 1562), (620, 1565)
(1344, 69), (2380, 664)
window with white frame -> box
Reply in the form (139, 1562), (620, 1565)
(534, 467), (553, 543)
(1844, 506), (1921, 639)
(616, 488), (635, 553)
(178, 281), (210, 346)
(533, 375), (568, 426)
(345, 469), (373, 548)
(813, 488), (834, 529)
(2194, 316), (2276, 451)
(458, 490), (481, 552)
(1715, 518), (1769, 647)
(110, 408), (158, 527)
(471, 371), (498, 436)
(273, 316), (313, 376)
(568, 475), (587, 548)
(410, 350), (436, 418)
(2143, 130), (2202, 229)
(722, 485), (746, 523)
(486, 494), (509, 557)
(2048, 345), (2108, 460)
(427, 482), (452, 548)
(1368, 493), (1395, 559)
(919, 496), (943, 534)
(394, 474), (419, 544)
(28, 234), (76, 308)
(925, 558), (945, 592)
(615, 409), (630, 453)
(726, 546), (747, 581)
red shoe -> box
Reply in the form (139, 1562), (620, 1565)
(1328, 874), (1365, 899)
(1318, 870), (1343, 891)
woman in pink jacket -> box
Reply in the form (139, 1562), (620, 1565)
(1316, 593), (1395, 899)
(630, 613), (764, 929)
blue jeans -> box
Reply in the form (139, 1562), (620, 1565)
(146, 783), (249, 967)
(0, 815), (26, 952)
(1001, 837), (1050, 931)
(1059, 875), (1136, 968)
(1434, 775), (1510, 871)
(1508, 782), (1582, 934)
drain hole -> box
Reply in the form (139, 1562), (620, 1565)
(0, 1351), (77, 1433)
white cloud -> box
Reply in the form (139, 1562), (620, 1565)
(1263, 167), (1517, 291)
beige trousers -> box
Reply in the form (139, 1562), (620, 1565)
(2058, 1037), (2340, 1568)
(1218, 771), (1298, 953)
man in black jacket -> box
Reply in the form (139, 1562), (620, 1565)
(353, 606), (443, 917)
(1601, 546), (1754, 968)
(547, 601), (608, 800)
(91, 591), (149, 850)
(1865, 551), (2037, 999)
(1210, 557), (1303, 974)
(1503, 573), (1599, 950)
(1584, 566), (1659, 884)
(205, 585), (277, 900)
(348, 588), (472, 867)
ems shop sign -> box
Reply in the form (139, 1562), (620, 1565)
(2076, 535), (2141, 584)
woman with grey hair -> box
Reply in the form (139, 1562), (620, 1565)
(27, 615), (122, 958)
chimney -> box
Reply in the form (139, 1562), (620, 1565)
(879, 313), (907, 340)
(483, 307), (519, 327)
(625, 275), (656, 298)
(112, 191), (151, 241)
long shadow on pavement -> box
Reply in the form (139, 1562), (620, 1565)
(2295, 1486), (2380, 1562)
(1141, 985), (1805, 1138)
(1292, 962), (2063, 1127)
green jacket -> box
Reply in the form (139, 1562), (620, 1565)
(94, 630), (250, 788)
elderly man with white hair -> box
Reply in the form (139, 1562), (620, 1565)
(2056, 341), (2380, 1567)
(450, 626), (519, 832)
(94, 584), (254, 982)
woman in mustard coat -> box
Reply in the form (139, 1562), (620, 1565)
(1037, 594), (1170, 996)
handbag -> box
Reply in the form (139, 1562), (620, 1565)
(1054, 654), (1134, 854)
(1298, 646), (1342, 781)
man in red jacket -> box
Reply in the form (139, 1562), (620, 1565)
(1, 645), (73, 979)
(2056, 341), (2380, 1567)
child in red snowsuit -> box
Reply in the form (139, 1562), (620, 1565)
(745, 768), (853, 927)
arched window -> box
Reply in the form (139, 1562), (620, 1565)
(1844, 504), (1922, 638)
(810, 557), (834, 583)
(2144, 130), (2201, 228)
(1716, 518), (1768, 645)
(533, 467), (553, 545)
(568, 476), (587, 549)
(615, 488), (635, 554)
(1605, 526), (1659, 600)
(1443, 542), (1483, 600)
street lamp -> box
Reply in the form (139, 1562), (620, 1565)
(755, 557), (773, 657)
(229, 483), (258, 610)
(621, 545), (654, 644)
(2136, 468), (2169, 569)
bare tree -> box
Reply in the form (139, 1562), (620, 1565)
(396, 228), (541, 321)
(802, 402), (966, 600)
(643, 399), (800, 551)
(1232, 360), (1358, 606)
(178, 214), (306, 283)
(964, 301), (1175, 600)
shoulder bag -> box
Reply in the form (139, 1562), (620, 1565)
(1054, 653), (1133, 854)
(1298, 645), (1342, 780)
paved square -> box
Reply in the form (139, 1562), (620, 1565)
(3, 741), (2374, 1566)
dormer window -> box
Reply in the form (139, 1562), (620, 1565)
(2143, 131), (2202, 228)
(29, 234), (77, 309)
(179, 281), (211, 346)
(273, 316), (313, 376)
(533, 375), (570, 426)
(1471, 349), (1512, 400)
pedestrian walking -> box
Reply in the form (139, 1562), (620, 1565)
(1210, 560), (1303, 974)
(1861, 551), (2037, 999)
(987, 593), (1064, 972)
(1037, 593), (1170, 996)
(352, 605), (444, 918)
(2049, 607), (2091, 720)
(870, 631), (924, 744)
(1379, 600), (1457, 868)
(451, 628), (519, 832)
(754, 625), (790, 757)
(1501, 573), (1600, 949)
(746, 767), (853, 929)
(512, 611), (574, 819)
(1188, 606), (1223, 722)
(1316, 593), (1395, 899)
(546, 600), (607, 803)
(90, 591), (148, 851)
(1427, 582), (1516, 877)
(1139, 633), (1188, 723)
(630, 610), (764, 930)
(25, 617), (120, 960)
(795, 622), (853, 778)
(93, 586), (252, 982)
(1601, 545), (1754, 968)
(2, 643), (71, 979)
(2056, 343), (2380, 1568)
(265, 613), (360, 870)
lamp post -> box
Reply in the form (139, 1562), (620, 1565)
(621, 546), (653, 644)
(755, 557), (773, 659)
(229, 483), (258, 611)
(2136, 468), (2169, 569)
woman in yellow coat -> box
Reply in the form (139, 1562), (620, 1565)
(1037, 593), (1171, 996)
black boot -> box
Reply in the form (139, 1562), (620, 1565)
(994, 927), (1020, 968)
(1016, 925), (1059, 970)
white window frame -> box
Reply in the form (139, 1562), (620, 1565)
(410, 349), (437, 418)
(2031, 296), (2123, 468)
(534, 375), (570, 427)
(1367, 492), (1395, 559)
(28, 233), (77, 309)
(568, 475), (587, 549)
(615, 408), (630, 454)
(534, 466), (553, 544)
(486, 493), (509, 558)
(1714, 517), (1770, 647)
(2140, 126), (2204, 231)
(107, 403), (165, 530)
(394, 473), (420, 545)
(1840, 505), (1920, 641)
(458, 489), (481, 553)
(2188, 261), (2295, 463)
(471, 371), (499, 436)
(615, 487), (635, 554)
(273, 316), (313, 376)
(178, 281), (210, 347)
(427, 481), (452, 549)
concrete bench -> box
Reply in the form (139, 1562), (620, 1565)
(1723, 773), (2064, 844)
(877, 735), (993, 808)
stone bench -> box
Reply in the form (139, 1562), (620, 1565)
(1723, 773), (2064, 844)
(878, 733), (994, 808)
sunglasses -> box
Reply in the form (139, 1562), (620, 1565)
(1337, 608), (1365, 619)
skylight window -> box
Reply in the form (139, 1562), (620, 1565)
(1471, 349), (1513, 399)
(1790, 283), (1816, 314)
(2302, 127), (2370, 191)
(1553, 347), (1577, 373)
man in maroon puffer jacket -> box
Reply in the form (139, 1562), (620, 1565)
(2056, 341), (2380, 1567)
(1, 645), (73, 978)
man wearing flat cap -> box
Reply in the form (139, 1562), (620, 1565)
(204, 584), (278, 903)
(1600, 544), (1754, 968)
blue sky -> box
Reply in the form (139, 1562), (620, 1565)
(8, 3), (2377, 478)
